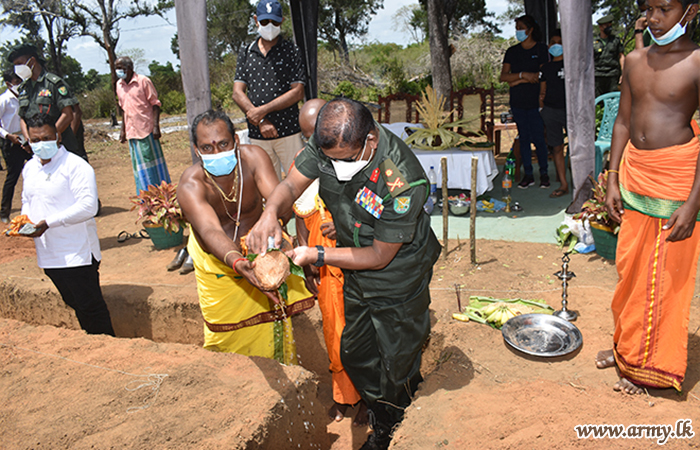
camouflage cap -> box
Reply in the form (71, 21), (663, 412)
(7, 43), (40, 63)
(597, 14), (614, 25)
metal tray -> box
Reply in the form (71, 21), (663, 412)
(501, 313), (583, 357)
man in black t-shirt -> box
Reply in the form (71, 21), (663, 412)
(232, 0), (306, 180)
(540, 30), (568, 198)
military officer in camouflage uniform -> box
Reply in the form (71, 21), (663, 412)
(594, 14), (625, 97)
(247, 97), (441, 450)
(8, 44), (85, 160)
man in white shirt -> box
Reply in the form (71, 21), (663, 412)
(21, 113), (114, 336)
(0, 70), (31, 223)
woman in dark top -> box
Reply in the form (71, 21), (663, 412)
(500, 15), (550, 189)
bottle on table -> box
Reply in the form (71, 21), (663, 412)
(428, 166), (439, 209)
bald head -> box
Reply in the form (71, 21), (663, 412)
(299, 98), (327, 139)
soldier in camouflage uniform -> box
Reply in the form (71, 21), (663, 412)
(594, 15), (626, 97)
(8, 44), (86, 160)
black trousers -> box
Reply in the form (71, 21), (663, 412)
(1, 140), (32, 218)
(44, 257), (115, 336)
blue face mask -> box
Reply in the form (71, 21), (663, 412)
(31, 140), (59, 160)
(116, 69), (127, 80)
(549, 44), (563, 57)
(199, 146), (238, 177)
(649, 6), (690, 46)
(516, 29), (529, 42)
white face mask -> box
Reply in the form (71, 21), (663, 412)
(258, 22), (281, 41)
(331, 135), (373, 181)
(30, 139), (59, 160)
(649, 6), (691, 46)
(14, 58), (33, 81)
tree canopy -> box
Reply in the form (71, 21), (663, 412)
(318, 0), (384, 62)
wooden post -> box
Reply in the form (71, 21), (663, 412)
(441, 157), (448, 259)
(470, 156), (478, 264)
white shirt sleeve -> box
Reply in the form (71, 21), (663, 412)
(44, 157), (98, 228)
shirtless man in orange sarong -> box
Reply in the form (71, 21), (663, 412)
(596, 0), (700, 394)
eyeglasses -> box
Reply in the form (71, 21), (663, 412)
(259, 19), (281, 26)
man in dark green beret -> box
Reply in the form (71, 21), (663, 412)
(8, 44), (86, 160)
(594, 14), (625, 97)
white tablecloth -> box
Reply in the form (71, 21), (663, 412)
(382, 122), (499, 195)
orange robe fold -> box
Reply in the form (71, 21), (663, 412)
(305, 210), (362, 406)
(612, 138), (700, 390)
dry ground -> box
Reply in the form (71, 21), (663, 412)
(1, 118), (700, 449)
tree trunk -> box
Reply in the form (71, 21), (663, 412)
(335, 13), (350, 64)
(427, 0), (452, 109)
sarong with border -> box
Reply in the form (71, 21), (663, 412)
(188, 234), (314, 364)
(128, 133), (170, 194)
(613, 137), (700, 390)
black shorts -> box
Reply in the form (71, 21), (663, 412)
(540, 106), (567, 147)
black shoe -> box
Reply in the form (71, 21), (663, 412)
(360, 408), (396, 450)
(540, 174), (550, 189)
(167, 247), (188, 271)
(518, 175), (535, 189)
(179, 255), (194, 275)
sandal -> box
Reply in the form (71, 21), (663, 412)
(549, 189), (569, 198)
(117, 229), (149, 243)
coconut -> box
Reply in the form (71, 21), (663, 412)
(253, 250), (291, 291)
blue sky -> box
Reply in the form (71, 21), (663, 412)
(0, 0), (512, 75)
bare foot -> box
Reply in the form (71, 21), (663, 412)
(353, 400), (369, 427)
(328, 402), (348, 422)
(595, 349), (616, 369)
(613, 378), (644, 395)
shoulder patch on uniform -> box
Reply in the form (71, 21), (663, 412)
(394, 196), (411, 214)
(379, 159), (410, 198)
(46, 73), (62, 84)
(58, 86), (68, 96)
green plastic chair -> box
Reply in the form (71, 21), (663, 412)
(594, 92), (621, 177)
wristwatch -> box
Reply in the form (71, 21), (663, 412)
(313, 245), (325, 267)
(634, 29), (644, 34)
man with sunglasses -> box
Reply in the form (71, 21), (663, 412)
(247, 98), (441, 450)
(232, 0), (306, 181)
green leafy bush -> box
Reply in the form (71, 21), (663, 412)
(332, 81), (361, 100)
(80, 86), (117, 119)
(161, 90), (186, 115)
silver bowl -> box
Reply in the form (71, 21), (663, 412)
(449, 200), (470, 216)
(501, 313), (583, 357)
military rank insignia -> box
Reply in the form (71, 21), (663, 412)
(379, 159), (410, 198)
(58, 86), (68, 96)
(355, 186), (384, 219)
(38, 89), (51, 97)
(394, 196), (411, 214)
(370, 167), (380, 183)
